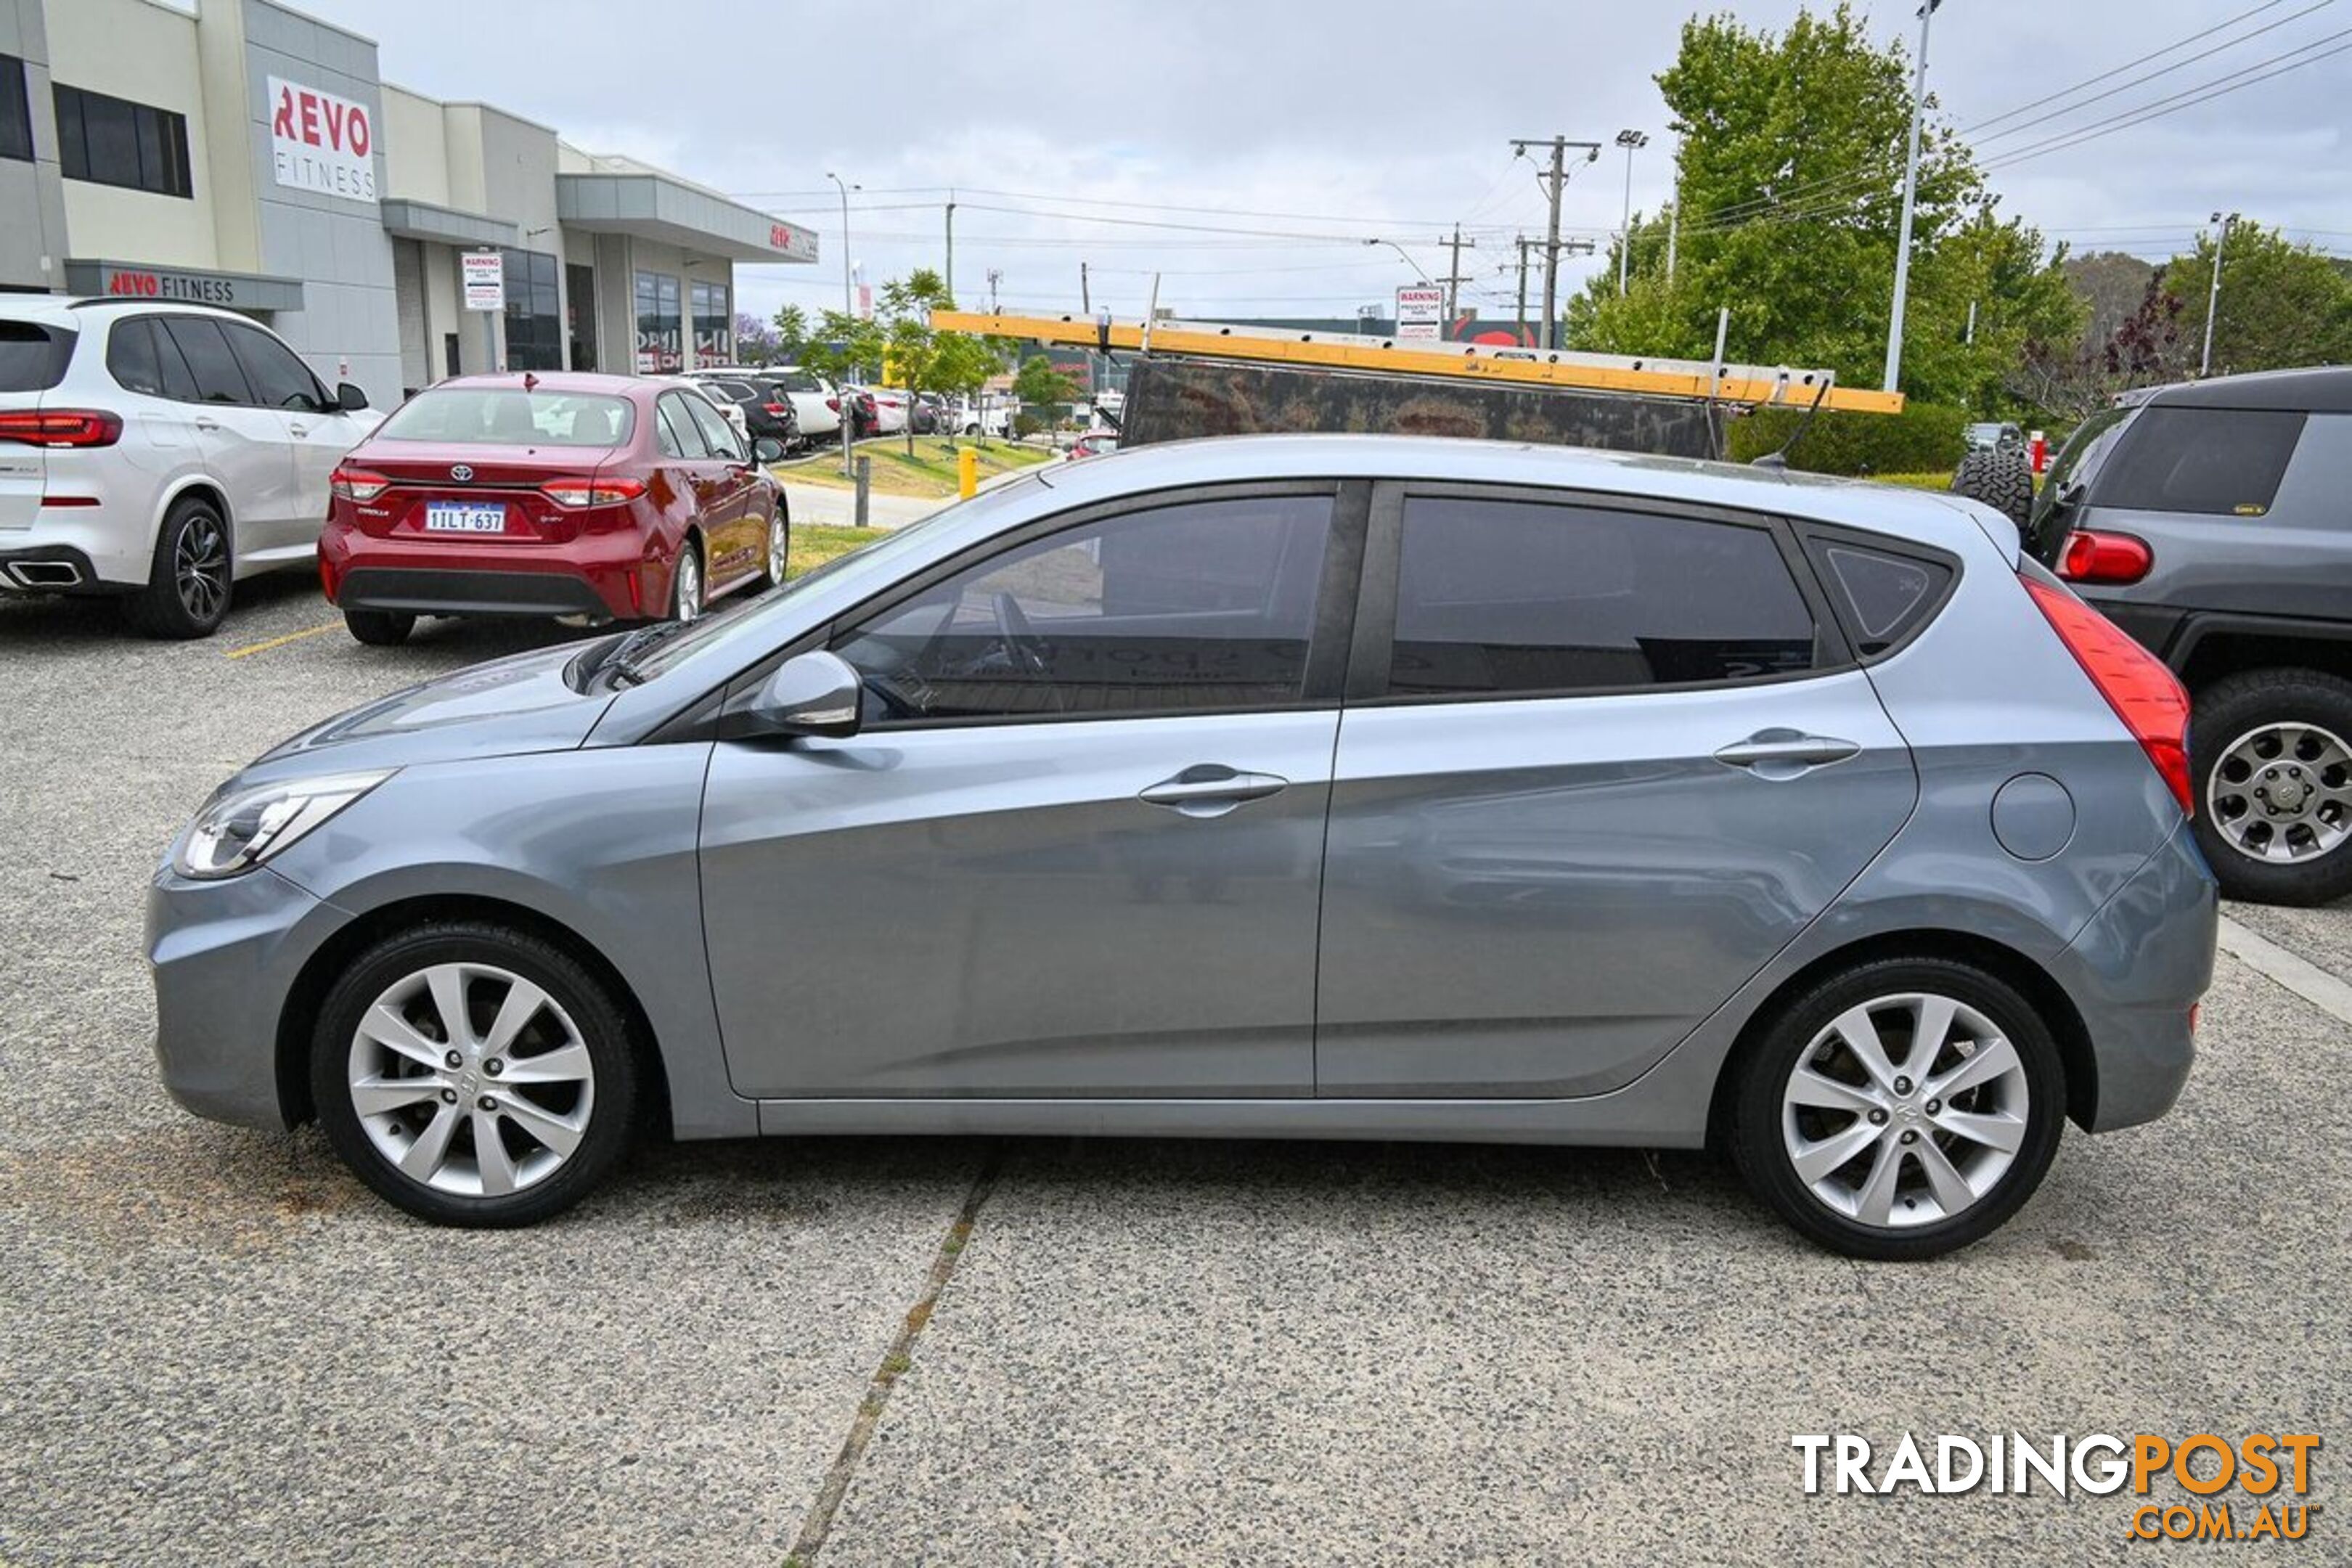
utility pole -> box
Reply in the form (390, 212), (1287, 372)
(825, 171), (857, 317)
(944, 189), (955, 304)
(1615, 129), (1649, 295)
(1882, 0), (1940, 393)
(2201, 211), (2236, 377)
(1511, 135), (1601, 350)
(1439, 223), (1478, 323)
(1514, 235), (1532, 343)
(988, 268), (1003, 314)
(1665, 129), (1682, 285)
(1079, 261), (1090, 314)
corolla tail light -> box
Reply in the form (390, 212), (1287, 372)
(539, 476), (648, 509)
(329, 466), (391, 502)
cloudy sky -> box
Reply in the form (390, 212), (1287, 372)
(291, 0), (2351, 327)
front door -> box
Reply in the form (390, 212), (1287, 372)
(698, 487), (1349, 1099)
(1315, 486), (1919, 1098)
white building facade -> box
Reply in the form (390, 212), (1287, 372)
(0, 0), (814, 408)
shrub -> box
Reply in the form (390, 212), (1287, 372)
(1724, 400), (1969, 476)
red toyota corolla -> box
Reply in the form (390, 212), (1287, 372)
(319, 372), (786, 645)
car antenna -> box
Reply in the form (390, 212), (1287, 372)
(1749, 376), (1832, 471)
(522, 372), (539, 392)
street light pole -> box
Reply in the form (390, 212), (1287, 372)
(1364, 237), (1437, 287)
(1615, 129), (1649, 296)
(825, 171), (857, 317)
(2201, 210), (2236, 377)
(1882, 0), (1940, 393)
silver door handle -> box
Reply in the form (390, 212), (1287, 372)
(1138, 766), (1289, 817)
(289, 423), (309, 436)
(1714, 730), (1860, 775)
(194, 417), (221, 432)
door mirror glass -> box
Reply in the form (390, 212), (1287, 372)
(752, 435), (786, 464)
(753, 650), (863, 738)
(337, 380), (369, 412)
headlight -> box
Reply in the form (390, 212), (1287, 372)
(174, 769), (395, 880)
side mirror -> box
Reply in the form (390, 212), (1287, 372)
(752, 435), (786, 464)
(752, 650), (862, 738)
(336, 381), (369, 412)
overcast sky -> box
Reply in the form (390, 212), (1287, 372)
(291, 0), (2352, 328)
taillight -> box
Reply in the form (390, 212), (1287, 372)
(539, 475), (648, 508)
(330, 466), (391, 502)
(2022, 574), (2193, 817)
(2058, 529), (2153, 585)
(825, 397), (840, 412)
(0, 409), (123, 447)
(763, 402), (788, 416)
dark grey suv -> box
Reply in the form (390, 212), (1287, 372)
(2029, 367), (2352, 905)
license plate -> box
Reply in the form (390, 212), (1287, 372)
(424, 502), (506, 534)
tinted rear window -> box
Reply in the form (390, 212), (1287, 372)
(375, 389), (636, 446)
(0, 322), (75, 391)
(1809, 539), (1953, 657)
(2088, 405), (2306, 518)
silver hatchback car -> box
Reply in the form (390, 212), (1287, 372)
(149, 436), (2216, 1259)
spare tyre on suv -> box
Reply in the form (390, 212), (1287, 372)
(2026, 366), (2352, 905)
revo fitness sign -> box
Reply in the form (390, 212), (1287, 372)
(268, 76), (377, 203)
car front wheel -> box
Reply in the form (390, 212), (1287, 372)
(1731, 958), (2065, 1260)
(311, 921), (638, 1226)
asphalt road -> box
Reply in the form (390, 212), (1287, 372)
(1, 574), (2345, 1565)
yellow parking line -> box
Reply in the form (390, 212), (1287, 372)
(225, 621), (341, 659)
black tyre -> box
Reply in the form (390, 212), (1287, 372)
(121, 495), (232, 638)
(311, 920), (640, 1227)
(750, 501), (790, 592)
(1731, 957), (2065, 1261)
(1950, 444), (2034, 528)
(669, 535), (704, 622)
(2189, 667), (2352, 906)
(343, 608), (415, 646)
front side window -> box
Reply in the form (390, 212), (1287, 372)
(1384, 497), (1821, 698)
(158, 317), (253, 404)
(224, 322), (325, 410)
(833, 494), (1333, 724)
(372, 388), (636, 446)
(2088, 405), (2306, 518)
(682, 393), (741, 460)
(53, 83), (190, 197)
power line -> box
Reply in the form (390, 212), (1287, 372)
(1967, 0), (2302, 131)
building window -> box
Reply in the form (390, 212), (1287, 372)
(53, 83), (192, 197)
(566, 263), (598, 373)
(501, 248), (561, 372)
(1, 54), (33, 164)
(690, 279), (730, 366)
(634, 271), (681, 373)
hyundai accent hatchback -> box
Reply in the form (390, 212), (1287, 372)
(149, 436), (2216, 1259)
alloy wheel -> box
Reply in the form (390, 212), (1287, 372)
(767, 510), (788, 584)
(1779, 992), (2029, 1229)
(175, 515), (228, 621)
(345, 962), (596, 1199)
(673, 550), (701, 622)
(2208, 721), (2352, 865)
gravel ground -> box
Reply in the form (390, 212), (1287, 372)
(1, 574), (2345, 1564)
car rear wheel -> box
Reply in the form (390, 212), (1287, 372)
(752, 502), (790, 591)
(2191, 668), (2352, 905)
(310, 921), (639, 1227)
(669, 539), (703, 623)
(121, 496), (232, 639)
(1731, 958), (2064, 1260)
(343, 608), (415, 646)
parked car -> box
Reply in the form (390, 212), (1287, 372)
(910, 393), (942, 435)
(760, 364), (842, 444)
(845, 388), (880, 439)
(0, 296), (379, 637)
(947, 398), (1014, 438)
(2026, 365), (2352, 905)
(854, 385), (910, 435)
(317, 372), (785, 645)
(687, 372), (799, 457)
(151, 434), (2213, 1258)
(645, 375), (751, 446)
(1068, 432), (1119, 460)
(1964, 421), (2025, 452)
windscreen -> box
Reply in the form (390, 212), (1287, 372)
(373, 388), (636, 447)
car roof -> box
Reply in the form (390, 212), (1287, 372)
(0, 297), (257, 330)
(1027, 433), (1998, 547)
(2137, 364), (2352, 414)
(422, 372), (648, 396)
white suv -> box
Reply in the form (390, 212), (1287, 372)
(0, 298), (381, 637)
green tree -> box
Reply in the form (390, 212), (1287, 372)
(875, 269), (1008, 452)
(771, 303), (810, 363)
(2160, 222), (2352, 376)
(1566, 3), (2073, 414)
(1011, 354), (1079, 409)
(793, 310), (885, 396)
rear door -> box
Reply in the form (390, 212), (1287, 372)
(656, 391), (735, 577)
(157, 317), (302, 559)
(1315, 485), (1918, 1099)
